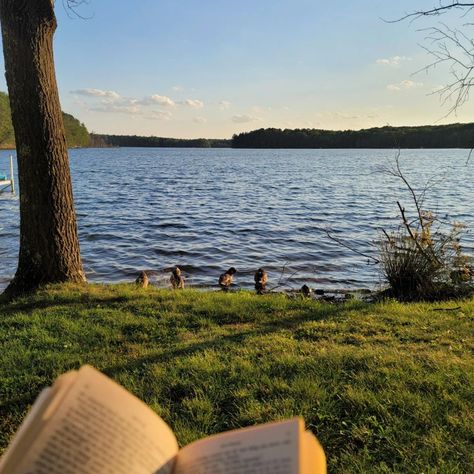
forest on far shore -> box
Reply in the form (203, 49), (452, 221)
(3, 87), (474, 150)
(0, 92), (90, 149)
(90, 134), (230, 148)
(231, 124), (474, 148)
(93, 123), (474, 149)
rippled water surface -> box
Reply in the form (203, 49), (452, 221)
(1, 148), (473, 290)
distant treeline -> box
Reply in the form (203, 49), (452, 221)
(91, 134), (231, 148)
(0, 91), (90, 148)
(232, 124), (474, 148)
(5, 86), (474, 150)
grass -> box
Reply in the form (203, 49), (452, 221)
(0, 284), (473, 473)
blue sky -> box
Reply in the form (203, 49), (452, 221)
(1, 0), (474, 138)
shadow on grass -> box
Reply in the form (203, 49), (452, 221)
(0, 290), (368, 420)
(103, 301), (365, 378)
(0, 294), (145, 316)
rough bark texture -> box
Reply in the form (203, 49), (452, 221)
(0, 0), (86, 296)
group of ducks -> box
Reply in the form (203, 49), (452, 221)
(135, 266), (271, 293)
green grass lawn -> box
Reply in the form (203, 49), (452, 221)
(0, 284), (473, 473)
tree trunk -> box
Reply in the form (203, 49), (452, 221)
(0, 0), (86, 296)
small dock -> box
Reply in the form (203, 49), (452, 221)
(0, 155), (15, 194)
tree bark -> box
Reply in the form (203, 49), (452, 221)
(0, 0), (86, 296)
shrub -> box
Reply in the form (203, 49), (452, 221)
(379, 216), (472, 301)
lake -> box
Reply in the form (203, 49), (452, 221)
(0, 148), (473, 291)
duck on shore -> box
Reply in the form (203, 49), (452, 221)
(254, 268), (268, 294)
(219, 267), (237, 291)
(170, 267), (185, 289)
(301, 284), (312, 297)
(135, 271), (149, 288)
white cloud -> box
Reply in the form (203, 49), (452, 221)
(193, 116), (207, 124)
(69, 87), (173, 122)
(387, 80), (423, 91)
(183, 99), (204, 109)
(149, 94), (176, 107)
(219, 100), (231, 110)
(133, 95), (174, 106)
(172, 85), (183, 92)
(376, 55), (412, 67)
(232, 114), (262, 123)
(71, 89), (121, 100)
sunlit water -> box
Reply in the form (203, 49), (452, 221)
(1, 148), (473, 291)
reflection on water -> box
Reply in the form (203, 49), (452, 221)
(0, 148), (473, 290)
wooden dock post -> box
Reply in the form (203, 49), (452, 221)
(9, 154), (15, 194)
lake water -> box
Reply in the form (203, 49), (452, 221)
(1, 148), (473, 291)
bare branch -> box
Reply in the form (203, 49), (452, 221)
(467, 148), (474, 164)
(387, 3), (474, 116)
(396, 201), (443, 266)
(386, 2), (474, 23)
(62, 0), (92, 19)
(324, 228), (380, 265)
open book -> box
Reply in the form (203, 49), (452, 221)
(0, 365), (326, 474)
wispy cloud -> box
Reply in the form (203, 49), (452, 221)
(232, 114), (262, 123)
(172, 85), (183, 92)
(140, 94), (176, 107)
(183, 99), (204, 109)
(387, 80), (423, 91)
(334, 111), (360, 120)
(71, 88), (244, 126)
(376, 55), (412, 67)
(146, 110), (173, 121)
(219, 100), (232, 110)
(71, 88), (181, 119)
(90, 104), (142, 115)
(71, 88), (121, 101)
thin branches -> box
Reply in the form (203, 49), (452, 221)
(326, 152), (473, 300)
(62, 0), (92, 19)
(415, 23), (474, 115)
(388, 2), (474, 23)
(267, 262), (300, 292)
(324, 228), (380, 265)
(386, 3), (474, 116)
(377, 151), (445, 229)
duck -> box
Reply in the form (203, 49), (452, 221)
(301, 284), (312, 297)
(254, 268), (268, 294)
(135, 271), (149, 288)
(219, 267), (237, 291)
(170, 267), (185, 289)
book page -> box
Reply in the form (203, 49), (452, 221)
(174, 418), (302, 474)
(4, 366), (179, 474)
(302, 431), (326, 474)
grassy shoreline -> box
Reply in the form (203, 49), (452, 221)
(1, 284), (473, 472)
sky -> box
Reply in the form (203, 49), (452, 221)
(1, 0), (474, 138)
